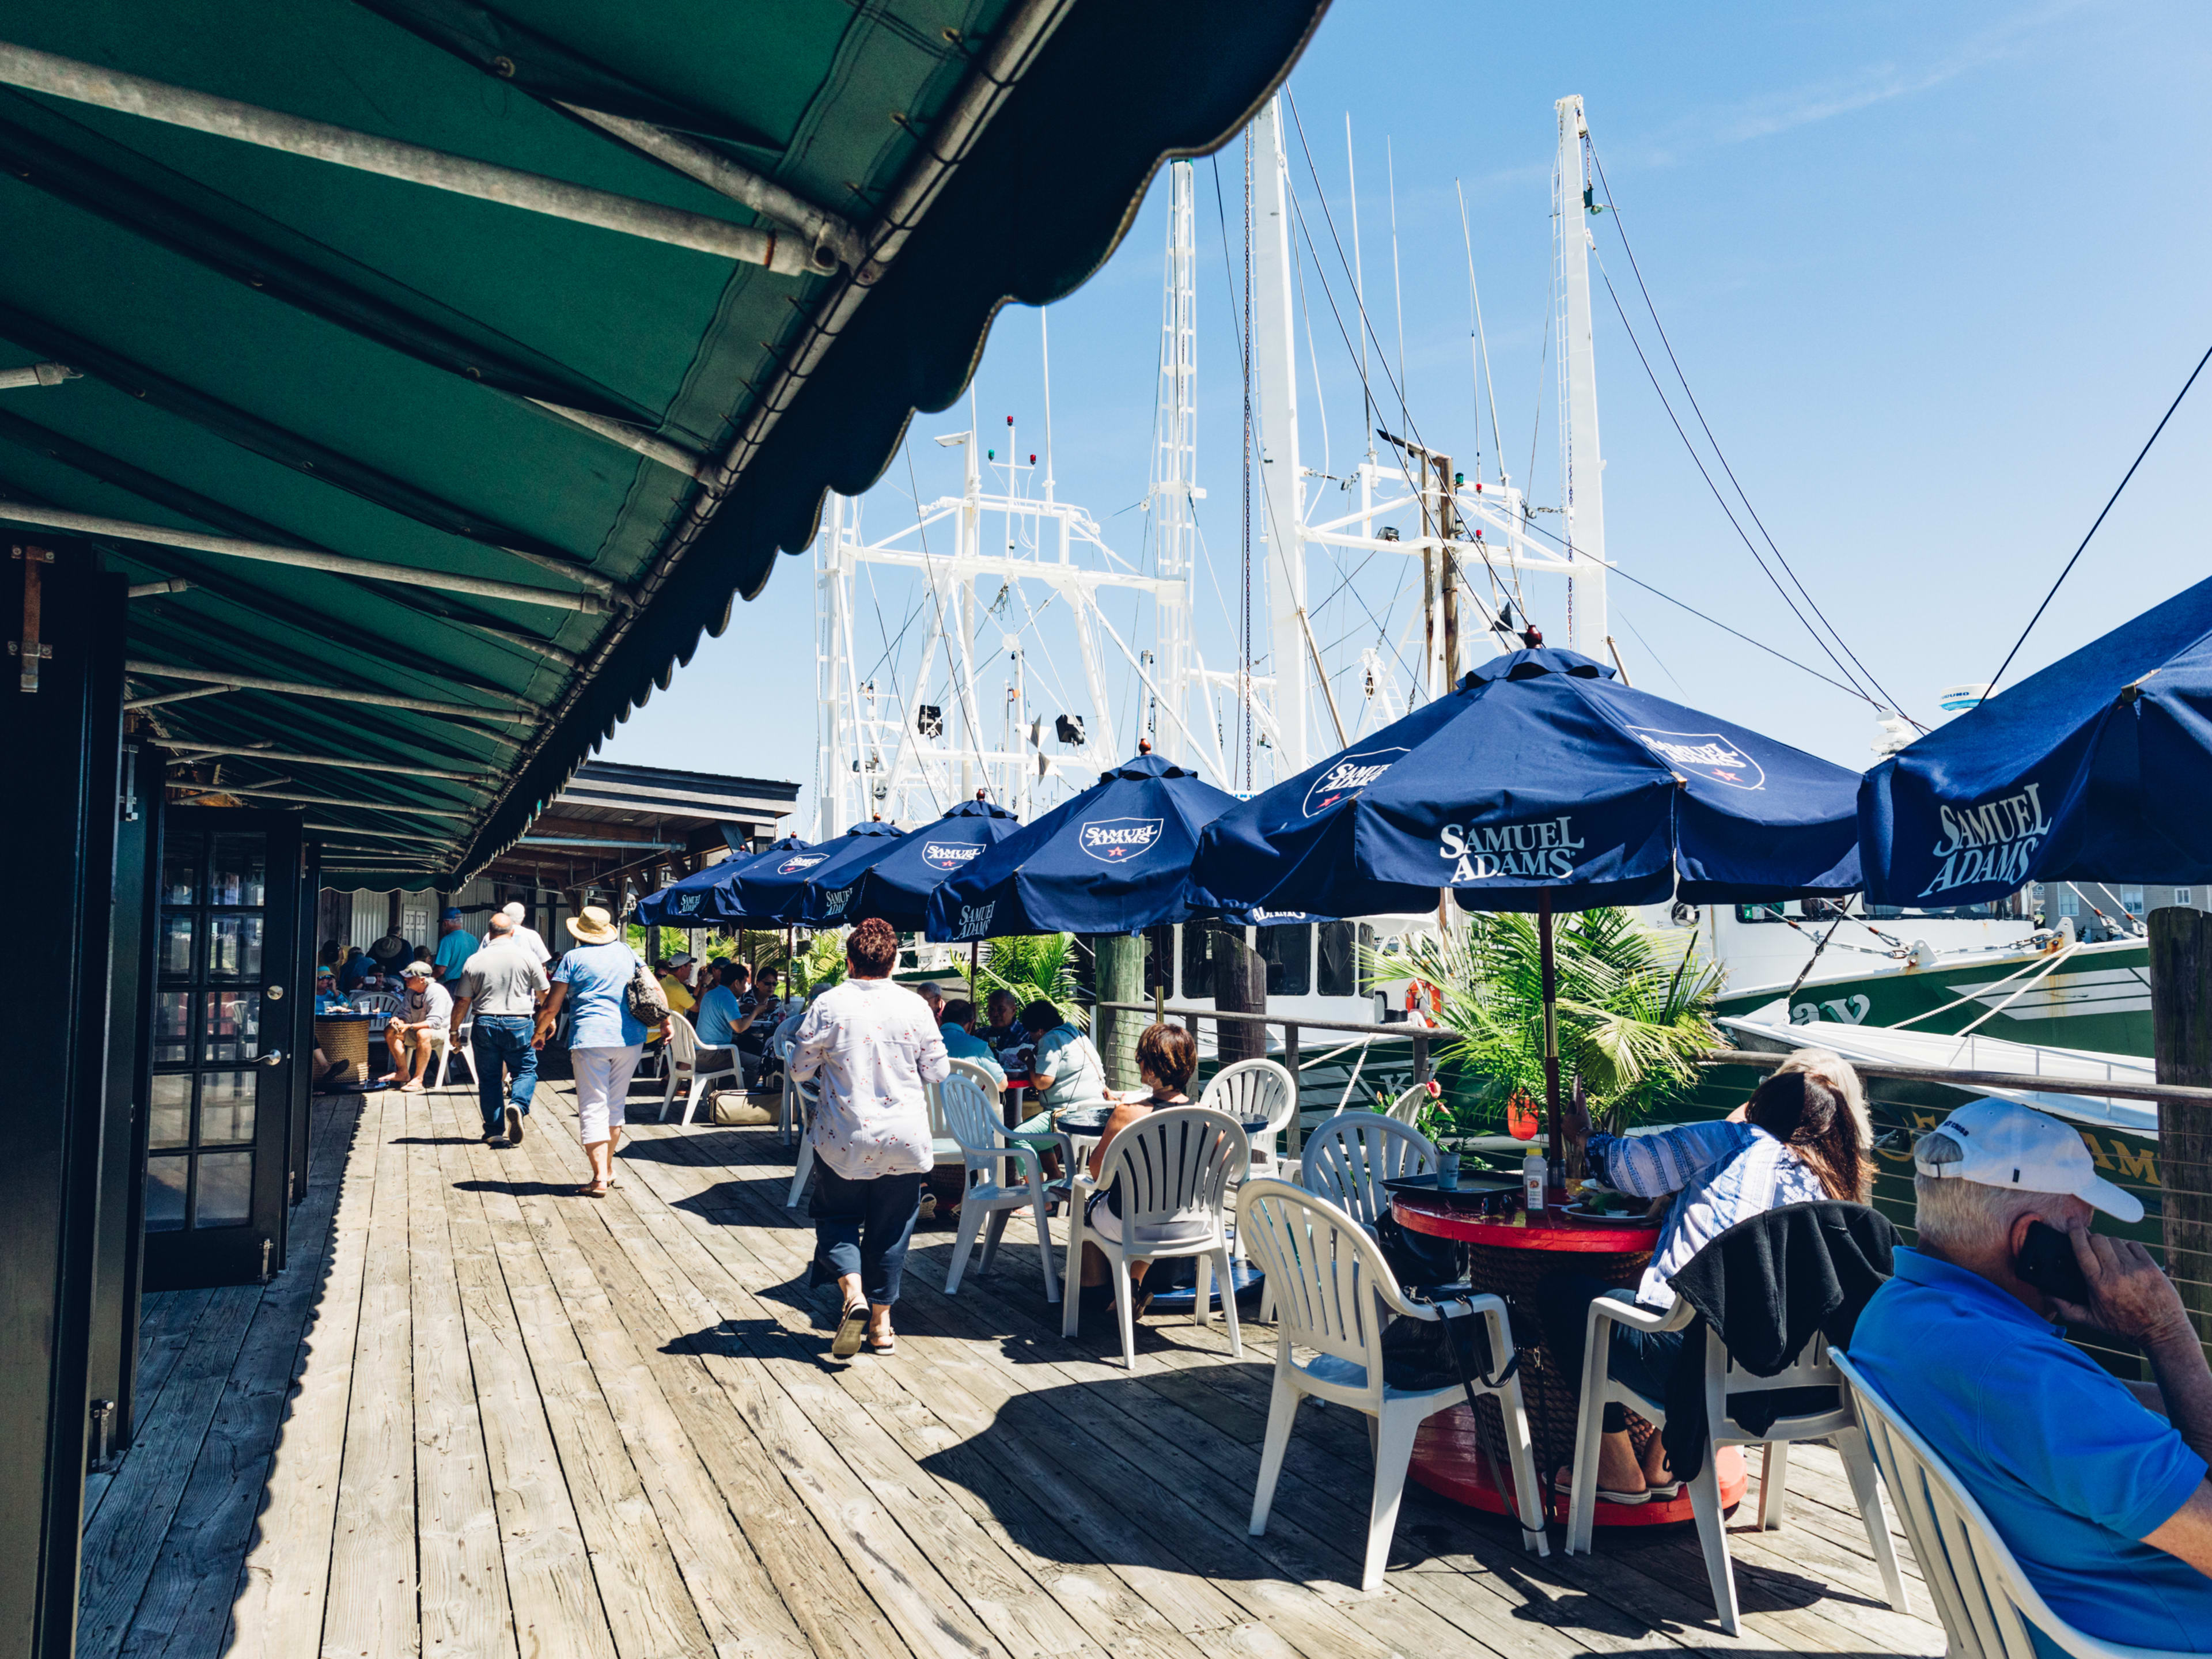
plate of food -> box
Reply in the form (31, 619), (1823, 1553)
(1562, 1188), (1650, 1224)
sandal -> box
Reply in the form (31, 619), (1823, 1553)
(574, 1181), (609, 1199)
(863, 1331), (896, 1355)
(831, 1302), (868, 1359)
(1554, 1469), (1650, 1506)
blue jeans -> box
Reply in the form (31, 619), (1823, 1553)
(1536, 1271), (1684, 1433)
(808, 1167), (923, 1307)
(470, 1016), (539, 1136)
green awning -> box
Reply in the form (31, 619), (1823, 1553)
(0, 0), (1327, 886)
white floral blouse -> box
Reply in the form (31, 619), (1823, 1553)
(787, 978), (951, 1180)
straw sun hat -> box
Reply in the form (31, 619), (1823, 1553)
(565, 905), (620, 945)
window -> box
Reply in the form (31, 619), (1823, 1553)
(1257, 924), (1311, 997)
(1318, 921), (1357, 997)
(2177, 889), (2195, 908)
(2121, 888), (2146, 916)
(2058, 887), (2080, 919)
(1356, 924), (1381, 993)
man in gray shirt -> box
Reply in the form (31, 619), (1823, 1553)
(452, 912), (551, 1145)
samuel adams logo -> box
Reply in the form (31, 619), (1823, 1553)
(820, 886), (854, 918)
(956, 901), (997, 939)
(1440, 816), (1587, 882)
(1078, 817), (1163, 863)
(672, 892), (702, 916)
(1919, 782), (2051, 898)
(922, 840), (983, 872)
(1301, 747), (1407, 818)
(1624, 727), (1765, 790)
(776, 854), (826, 876)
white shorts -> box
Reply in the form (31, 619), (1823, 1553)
(573, 1044), (644, 1142)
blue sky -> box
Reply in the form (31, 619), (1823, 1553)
(609, 0), (2212, 828)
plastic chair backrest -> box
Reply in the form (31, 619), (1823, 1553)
(665, 1010), (699, 1069)
(1200, 1059), (1297, 1137)
(948, 1057), (1002, 1103)
(1829, 1352), (2154, 1659)
(1238, 1177), (1392, 1402)
(935, 1073), (1004, 1165)
(1385, 1082), (1433, 1126)
(1300, 1112), (1435, 1229)
(1096, 1105), (1248, 1234)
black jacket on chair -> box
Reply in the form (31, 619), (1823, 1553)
(1660, 1200), (1896, 1479)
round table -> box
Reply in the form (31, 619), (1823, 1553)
(1389, 1194), (1745, 1528)
(313, 1012), (374, 1085)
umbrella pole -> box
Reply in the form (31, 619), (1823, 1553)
(1540, 888), (1563, 1191)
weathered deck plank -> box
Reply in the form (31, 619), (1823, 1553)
(85, 1077), (1949, 1659)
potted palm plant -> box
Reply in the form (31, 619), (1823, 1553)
(965, 932), (1086, 1030)
(1373, 909), (1722, 1161)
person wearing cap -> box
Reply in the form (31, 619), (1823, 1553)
(500, 900), (552, 967)
(313, 965), (347, 1016)
(533, 906), (651, 1198)
(379, 960), (455, 1093)
(1850, 1099), (2212, 1649)
(452, 912), (549, 1146)
(657, 953), (698, 1017)
(433, 907), (479, 987)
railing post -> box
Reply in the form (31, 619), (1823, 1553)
(1282, 1022), (1302, 1156)
(1412, 1032), (1430, 1089)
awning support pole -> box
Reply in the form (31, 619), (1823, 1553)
(161, 740), (482, 783)
(1541, 887), (1563, 1194)
(126, 660), (528, 724)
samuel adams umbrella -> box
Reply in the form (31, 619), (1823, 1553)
(925, 749), (1237, 941)
(634, 835), (809, 926)
(833, 795), (1020, 929)
(1190, 646), (1863, 1172)
(1861, 573), (2212, 907)
(1191, 646), (1863, 916)
(725, 821), (902, 924)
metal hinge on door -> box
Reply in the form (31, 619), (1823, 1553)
(10, 543), (54, 692)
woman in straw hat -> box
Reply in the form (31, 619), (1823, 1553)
(533, 905), (654, 1197)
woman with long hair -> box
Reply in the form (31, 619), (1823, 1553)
(1539, 1059), (1870, 1503)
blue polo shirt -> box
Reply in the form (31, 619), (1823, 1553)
(1850, 1247), (2211, 1655)
(433, 927), (478, 983)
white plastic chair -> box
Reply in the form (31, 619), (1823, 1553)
(1240, 1178), (1548, 1589)
(1300, 1112), (1436, 1233)
(1061, 1104), (1247, 1370)
(785, 1071), (821, 1207)
(1834, 1353), (2164, 1659)
(947, 1056), (1004, 1111)
(1566, 1298), (1908, 1634)
(427, 1016), (477, 1089)
(936, 1072), (1059, 1302)
(1201, 1058), (1300, 1179)
(658, 1010), (740, 1126)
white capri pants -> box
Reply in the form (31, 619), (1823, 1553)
(572, 1044), (644, 1142)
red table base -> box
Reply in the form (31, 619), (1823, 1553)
(1409, 1403), (1747, 1528)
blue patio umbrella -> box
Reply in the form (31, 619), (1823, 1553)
(925, 751), (1238, 941)
(1191, 646), (1862, 916)
(832, 795), (1021, 929)
(1190, 646), (1863, 1168)
(1861, 572), (2212, 908)
(725, 821), (903, 924)
(634, 835), (810, 927)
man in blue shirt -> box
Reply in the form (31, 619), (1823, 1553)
(431, 907), (478, 987)
(1850, 1098), (2212, 1654)
(937, 998), (1006, 1089)
(694, 960), (746, 1048)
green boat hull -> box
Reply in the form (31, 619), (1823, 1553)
(1715, 941), (2152, 1058)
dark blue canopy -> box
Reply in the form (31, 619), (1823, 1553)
(725, 821), (903, 924)
(1861, 573), (2212, 906)
(925, 752), (1237, 940)
(1190, 647), (1863, 916)
(834, 797), (1021, 929)
(634, 835), (809, 926)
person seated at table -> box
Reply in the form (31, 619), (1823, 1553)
(337, 945), (375, 993)
(1075, 1021), (1203, 1321)
(694, 960), (746, 1049)
(936, 998), (1006, 1089)
(979, 989), (1024, 1070)
(313, 967), (347, 1014)
(737, 967), (785, 1083)
(657, 953), (698, 1016)
(1851, 1099), (2212, 1653)
(1024, 999), (1105, 1113)
(917, 982), (946, 1024)
(310, 1045), (351, 1092)
(378, 961), (454, 1094)
(1536, 1065), (1872, 1503)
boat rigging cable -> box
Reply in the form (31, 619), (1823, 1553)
(1583, 137), (1916, 724)
(1280, 93), (1884, 712)
(1984, 338), (2212, 694)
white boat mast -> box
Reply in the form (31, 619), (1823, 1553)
(1553, 93), (1608, 653)
(1251, 97), (1309, 777)
(1150, 160), (1200, 766)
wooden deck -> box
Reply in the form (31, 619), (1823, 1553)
(79, 1082), (1949, 1659)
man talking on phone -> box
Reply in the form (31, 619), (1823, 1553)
(1850, 1099), (2212, 1653)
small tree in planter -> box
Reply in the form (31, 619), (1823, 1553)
(1369, 908), (1722, 1144)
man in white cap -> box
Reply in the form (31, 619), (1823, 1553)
(500, 900), (551, 967)
(1851, 1099), (2212, 1649)
(379, 960), (454, 1093)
